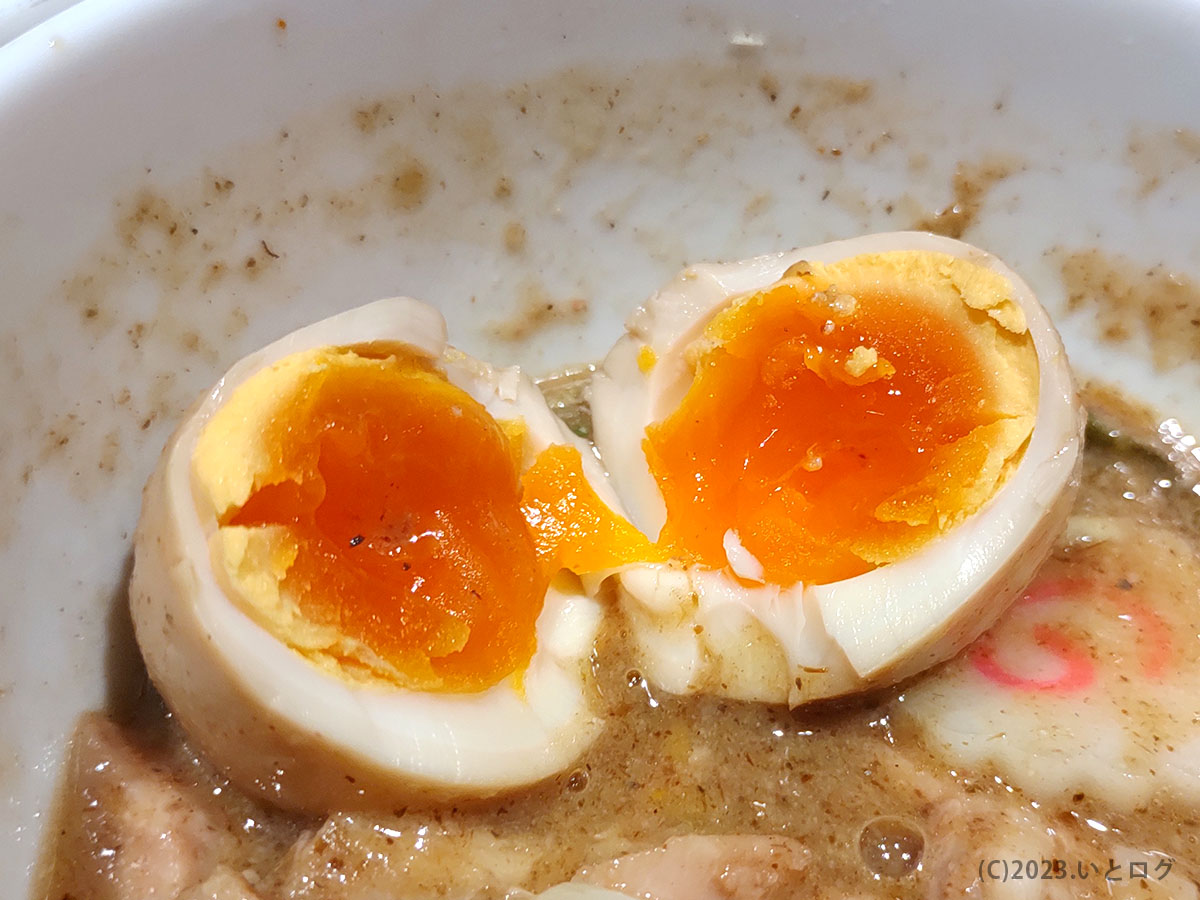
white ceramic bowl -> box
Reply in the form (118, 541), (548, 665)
(2, 0), (1199, 893)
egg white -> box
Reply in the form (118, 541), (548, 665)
(130, 298), (610, 813)
(591, 232), (1085, 705)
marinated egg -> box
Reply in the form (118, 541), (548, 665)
(591, 232), (1084, 705)
(131, 298), (649, 813)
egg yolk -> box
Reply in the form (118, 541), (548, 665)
(226, 354), (542, 692)
(521, 443), (664, 574)
(209, 349), (647, 693)
(644, 265), (1035, 587)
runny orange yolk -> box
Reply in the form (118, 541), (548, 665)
(644, 277), (1021, 587)
(224, 351), (650, 693)
(520, 443), (664, 574)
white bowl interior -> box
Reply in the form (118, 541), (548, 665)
(2, 0), (1199, 891)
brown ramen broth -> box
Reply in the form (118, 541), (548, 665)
(38, 381), (1200, 900)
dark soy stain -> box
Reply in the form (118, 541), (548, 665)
(489, 280), (589, 342)
(913, 158), (1017, 238)
(1058, 248), (1200, 370)
(355, 102), (391, 135)
(1125, 126), (1200, 196)
(502, 222), (527, 255)
(388, 159), (431, 211)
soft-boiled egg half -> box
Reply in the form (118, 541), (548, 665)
(130, 298), (653, 813)
(591, 232), (1084, 705)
